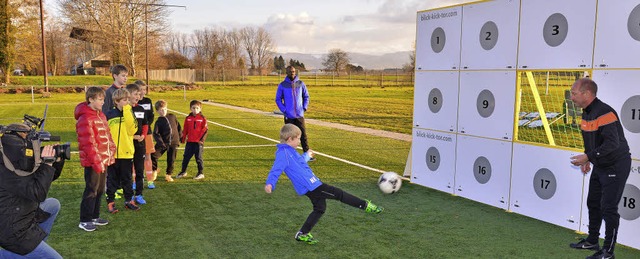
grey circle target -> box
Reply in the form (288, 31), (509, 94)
(620, 95), (640, 133)
(629, 4), (640, 42)
(472, 156), (492, 184)
(479, 21), (499, 50)
(543, 13), (568, 47)
(431, 27), (446, 53)
(428, 88), (443, 113)
(476, 89), (496, 118)
(533, 168), (557, 200)
(425, 147), (441, 171)
(619, 184), (640, 221)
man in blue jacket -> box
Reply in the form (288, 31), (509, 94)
(275, 65), (313, 160)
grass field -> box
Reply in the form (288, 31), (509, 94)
(0, 87), (638, 258)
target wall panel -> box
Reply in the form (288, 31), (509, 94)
(593, 70), (640, 161)
(460, 0), (520, 70)
(413, 71), (459, 132)
(517, 0), (597, 69)
(457, 71), (516, 140)
(579, 160), (640, 250)
(593, 1), (640, 69)
(510, 143), (585, 230)
(411, 128), (457, 194)
(415, 6), (462, 71)
(454, 135), (512, 210)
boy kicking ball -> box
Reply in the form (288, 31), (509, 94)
(264, 124), (383, 245)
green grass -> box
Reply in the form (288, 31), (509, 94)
(0, 89), (638, 258)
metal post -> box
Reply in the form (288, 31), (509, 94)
(145, 5), (149, 92)
(38, 0), (48, 91)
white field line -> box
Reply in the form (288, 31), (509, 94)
(170, 109), (388, 174)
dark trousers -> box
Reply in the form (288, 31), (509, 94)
(80, 167), (106, 222)
(284, 117), (309, 152)
(106, 159), (134, 203)
(181, 142), (204, 175)
(151, 145), (178, 175)
(586, 156), (631, 253)
(133, 142), (145, 196)
(299, 183), (367, 234)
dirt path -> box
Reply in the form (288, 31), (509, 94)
(202, 101), (412, 142)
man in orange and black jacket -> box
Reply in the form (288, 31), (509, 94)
(569, 78), (631, 259)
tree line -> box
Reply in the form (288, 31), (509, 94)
(0, 0), (413, 84)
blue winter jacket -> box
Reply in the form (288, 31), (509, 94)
(275, 75), (309, 119)
(265, 144), (321, 195)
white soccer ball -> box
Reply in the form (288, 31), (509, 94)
(378, 172), (402, 194)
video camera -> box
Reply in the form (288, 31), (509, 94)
(0, 105), (70, 180)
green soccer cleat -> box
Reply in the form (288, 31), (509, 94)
(295, 232), (318, 245)
(365, 200), (383, 214)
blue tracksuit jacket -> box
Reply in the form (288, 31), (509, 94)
(265, 144), (321, 195)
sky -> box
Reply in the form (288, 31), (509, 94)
(157, 0), (473, 55)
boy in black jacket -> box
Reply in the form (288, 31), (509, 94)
(151, 100), (182, 182)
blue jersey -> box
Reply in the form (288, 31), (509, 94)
(265, 144), (321, 195)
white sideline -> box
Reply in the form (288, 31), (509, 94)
(169, 109), (389, 175)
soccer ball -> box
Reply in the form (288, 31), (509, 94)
(378, 172), (402, 194)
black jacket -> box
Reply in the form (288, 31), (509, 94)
(153, 114), (182, 148)
(0, 135), (55, 255)
(580, 98), (631, 167)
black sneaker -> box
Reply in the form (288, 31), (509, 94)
(124, 201), (140, 211)
(78, 222), (96, 232)
(92, 218), (109, 226)
(570, 238), (600, 251)
(586, 249), (614, 259)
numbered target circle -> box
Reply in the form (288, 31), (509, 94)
(431, 27), (446, 53)
(476, 89), (495, 118)
(472, 156), (492, 184)
(629, 4), (640, 42)
(428, 88), (443, 113)
(479, 21), (499, 50)
(533, 168), (557, 200)
(543, 13), (568, 47)
(619, 184), (640, 221)
(425, 147), (441, 171)
(620, 95), (640, 133)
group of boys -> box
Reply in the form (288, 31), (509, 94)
(75, 64), (208, 231)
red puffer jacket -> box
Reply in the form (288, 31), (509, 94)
(74, 102), (116, 173)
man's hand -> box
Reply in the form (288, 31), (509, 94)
(580, 163), (591, 174)
(265, 184), (272, 194)
(41, 145), (55, 166)
(134, 135), (145, 141)
(570, 153), (589, 166)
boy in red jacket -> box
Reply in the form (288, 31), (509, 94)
(75, 87), (117, 232)
(176, 100), (208, 180)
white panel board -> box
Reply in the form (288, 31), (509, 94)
(593, 70), (640, 161)
(579, 160), (640, 250)
(458, 71), (516, 140)
(411, 128), (456, 194)
(593, 1), (640, 69)
(510, 143), (584, 230)
(416, 6), (462, 71)
(460, 0), (520, 70)
(454, 135), (512, 209)
(518, 0), (597, 69)
(413, 71), (459, 132)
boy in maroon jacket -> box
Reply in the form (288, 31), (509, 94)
(176, 100), (208, 180)
(75, 86), (117, 232)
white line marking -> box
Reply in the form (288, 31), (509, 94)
(170, 109), (389, 175)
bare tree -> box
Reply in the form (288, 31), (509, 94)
(45, 16), (69, 76)
(240, 27), (257, 72)
(190, 27), (225, 70)
(225, 29), (244, 69)
(240, 26), (274, 75)
(166, 31), (190, 57)
(58, 0), (169, 76)
(322, 48), (350, 76)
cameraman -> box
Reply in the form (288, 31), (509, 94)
(0, 124), (62, 258)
